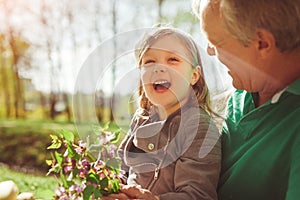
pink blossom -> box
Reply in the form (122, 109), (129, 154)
(75, 141), (87, 155)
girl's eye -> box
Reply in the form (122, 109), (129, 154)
(168, 57), (180, 62)
(144, 59), (155, 64)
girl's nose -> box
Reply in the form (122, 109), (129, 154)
(153, 64), (167, 73)
(207, 43), (216, 56)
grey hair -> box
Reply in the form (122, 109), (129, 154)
(193, 0), (300, 52)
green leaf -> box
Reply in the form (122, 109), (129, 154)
(99, 177), (108, 189)
(110, 130), (120, 144)
(47, 142), (61, 149)
(54, 152), (63, 166)
(73, 168), (79, 176)
(94, 188), (102, 199)
(46, 163), (61, 176)
(50, 134), (58, 141)
(45, 160), (53, 166)
(66, 143), (80, 160)
(47, 135), (62, 149)
(57, 132), (64, 138)
(110, 179), (120, 192)
(86, 173), (100, 184)
(60, 171), (68, 188)
(66, 180), (74, 187)
(83, 185), (94, 200)
(62, 129), (74, 142)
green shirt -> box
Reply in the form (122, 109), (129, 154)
(218, 78), (300, 200)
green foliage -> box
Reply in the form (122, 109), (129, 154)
(0, 119), (127, 199)
(47, 125), (122, 200)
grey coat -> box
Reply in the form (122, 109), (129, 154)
(118, 105), (221, 200)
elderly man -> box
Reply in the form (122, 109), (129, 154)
(193, 0), (300, 199)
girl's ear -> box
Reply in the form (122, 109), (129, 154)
(190, 65), (201, 85)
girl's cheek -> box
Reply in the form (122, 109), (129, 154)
(141, 70), (152, 84)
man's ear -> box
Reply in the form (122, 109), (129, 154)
(190, 65), (201, 85)
(256, 29), (276, 58)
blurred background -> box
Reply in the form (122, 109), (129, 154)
(0, 0), (232, 198)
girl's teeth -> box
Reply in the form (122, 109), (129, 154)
(154, 81), (168, 84)
(153, 81), (171, 90)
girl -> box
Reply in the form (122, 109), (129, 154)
(105, 27), (221, 200)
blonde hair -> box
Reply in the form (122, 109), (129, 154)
(135, 27), (213, 115)
(193, 0), (300, 52)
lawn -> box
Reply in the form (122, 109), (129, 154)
(0, 163), (57, 200)
(0, 119), (78, 172)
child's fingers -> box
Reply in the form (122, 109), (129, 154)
(121, 185), (142, 196)
(102, 192), (131, 200)
(121, 185), (157, 200)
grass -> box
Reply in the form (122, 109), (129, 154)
(0, 163), (57, 200)
(0, 119), (76, 172)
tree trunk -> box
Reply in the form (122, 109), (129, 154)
(158, 0), (165, 22)
(39, 92), (47, 119)
(50, 92), (57, 120)
(63, 93), (72, 122)
(110, 0), (117, 122)
(8, 31), (25, 118)
(0, 65), (12, 118)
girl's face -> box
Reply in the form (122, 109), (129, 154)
(140, 35), (200, 117)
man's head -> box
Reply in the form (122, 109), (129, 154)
(193, 0), (300, 94)
(194, 0), (300, 52)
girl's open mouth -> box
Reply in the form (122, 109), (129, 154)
(153, 80), (171, 92)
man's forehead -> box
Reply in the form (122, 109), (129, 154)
(199, 0), (225, 45)
(200, 0), (220, 14)
(200, 0), (221, 29)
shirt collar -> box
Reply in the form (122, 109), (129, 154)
(271, 78), (300, 104)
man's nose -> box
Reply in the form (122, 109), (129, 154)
(207, 44), (216, 56)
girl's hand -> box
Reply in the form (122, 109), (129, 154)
(120, 185), (159, 200)
(101, 192), (131, 200)
(102, 185), (159, 200)
(101, 184), (131, 200)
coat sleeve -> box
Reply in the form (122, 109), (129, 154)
(117, 114), (138, 184)
(159, 111), (221, 200)
(117, 111), (150, 184)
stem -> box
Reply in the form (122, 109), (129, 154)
(86, 151), (96, 162)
